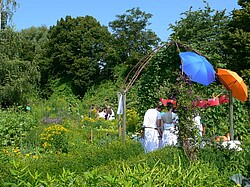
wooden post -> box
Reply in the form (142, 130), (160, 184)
(117, 92), (122, 138)
(229, 90), (234, 140)
(122, 92), (126, 141)
(90, 129), (93, 143)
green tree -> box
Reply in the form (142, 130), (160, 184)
(136, 2), (230, 115)
(0, 0), (17, 29)
(109, 7), (160, 78)
(0, 27), (21, 59)
(222, 1), (250, 87)
(222, 2), (250, 130)
(0, 25), (41, 107)
(18, 26), (48, 62)
(238, 0), (250, 7)
(136, 45), (180, 115)
(0, 58), (40, 107)
(169, 2), (229, 68)
(45, 15), (113, 97)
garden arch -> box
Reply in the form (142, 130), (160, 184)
(117, 41), (192, 140)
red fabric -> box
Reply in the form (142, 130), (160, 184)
(160, 98), (176, 106)
(219, 95), (229, 104)
(207, 98), (220, 106)
(198, 100), (208, 108)
(161, 95), (229, 109)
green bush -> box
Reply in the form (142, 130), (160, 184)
(40, 124), (70, 153)
(0, 90), (249, 186)
(0, 108), (38, 147)
(1, 146), (235, 187)
(126, 108), (142, 133)
(198, 144), (249, 176)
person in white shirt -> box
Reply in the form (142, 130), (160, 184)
(192, 112), (208, 150)
(142, 103), (163, 153)
(97, 107), (106, 119)
(192, 113), (203, 138)
(106, 106), (115, 120)
(162, 103), (179, 147)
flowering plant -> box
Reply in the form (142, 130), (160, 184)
(40, 124), (70, 153)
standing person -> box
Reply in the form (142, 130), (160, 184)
(162, 103), (179, 147)
(192, 112), (204, 138)
(103, 107), (108, 120)
(106, 106), (115, 120)
(97, 107), (106, 119)
(142, 103), (164, 153)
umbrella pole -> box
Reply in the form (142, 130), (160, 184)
(229, 90), (234, 140)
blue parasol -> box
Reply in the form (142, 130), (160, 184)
(179, 52), (215, 86)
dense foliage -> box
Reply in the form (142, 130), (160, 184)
(0, 58), (40, 107)
(0, 97), (249, 186)
(223, 1), (250, 87)
(169, 2), (229, 68)
(43, 15), (113, 97)
(109, 7), (160, 67)
(18, 26), (48, 62)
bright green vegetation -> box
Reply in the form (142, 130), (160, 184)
(0, 96), (249, 186)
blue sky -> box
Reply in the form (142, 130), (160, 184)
(13, 0), (240, 41)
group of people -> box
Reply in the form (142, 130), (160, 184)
(142, 102), (204, 153)
(97, 106), (115, 120)
(142, 102), (178, 153)
(89, 104), (115, 120)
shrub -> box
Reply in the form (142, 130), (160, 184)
(81, 154), (231, 186)
(198, 144), (249, 176)
(126, 108), (142, 133)
(40, 124), (70, 153)
(0, 108), (37, 147)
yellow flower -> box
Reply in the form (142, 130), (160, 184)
(42, 142), (48, 148)
(13, 149), (19, 153)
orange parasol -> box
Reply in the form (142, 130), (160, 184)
(217, 68), (248, 102)
(217, 68), (248, 140)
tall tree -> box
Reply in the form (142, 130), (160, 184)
(0, 0), (17, 29)
(222, 1), (250, 86)
(19, 26), (48, 62)
(169, 2), (229, 68)
(109, 7), (160, 69)
(45, 15), (113, 97)
(0, 27), (21, 59)
(0, 58), (40, 107)
(238, 0), (250, 7)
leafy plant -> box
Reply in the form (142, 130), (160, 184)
(40, 124), (70, 153)
(0, 108), (37, 147)
(125, 108), (142, 133)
